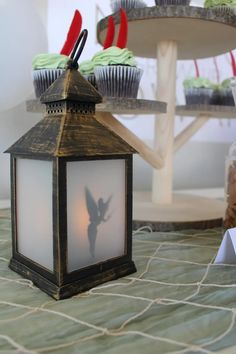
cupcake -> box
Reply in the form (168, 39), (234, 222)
(32, 53), (70, 98)
(210, 83), (223, 105)
(211, 51), (236, 105)
(231, 78), (236, 105)
(219, 77), (235, 106)
(155, 0), (190, 5)
(183, 77), (214, 105)
(84, 9), (143, 98)
(111, 0), (147, 13)
(32, 10), (82, 98)
(94, 47), (142, 98)
(210, 79), (235, 106)
(204, 0), (236, 15)
(79, 60), (98, 90)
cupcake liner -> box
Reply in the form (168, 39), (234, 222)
(232, 83), (236, 106)
(33, 69), (65, 98)
(210, 90), (223, 105)
(206, 6), (236, 16)
(155, 0), (190, 5)
(184, 88), (213, 105)
(111, 0), (146, 12)
(94, 65), (143, 98)
(220, 89), (235, 106)
(83, 74), (98, 90)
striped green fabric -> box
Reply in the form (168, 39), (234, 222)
(1, 209), (236, 354)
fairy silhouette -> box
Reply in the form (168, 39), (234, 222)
(85, 187), (112, 258)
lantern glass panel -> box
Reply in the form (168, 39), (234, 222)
(16, 158), (53, 271)
(67, 159), (126, 272)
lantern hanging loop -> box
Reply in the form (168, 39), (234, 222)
(67, 29), (88, 70)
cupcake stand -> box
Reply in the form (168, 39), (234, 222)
(97, 5), (236, 230)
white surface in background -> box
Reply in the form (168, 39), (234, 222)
(0, 1), (47, 200)
(0, 0), (47, 112)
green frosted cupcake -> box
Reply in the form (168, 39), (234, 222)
(155, 0), (190, 5)
(32, 53), (70, 98)
(183, 77), (214, 105)
(79, 59), (98, 89)
(111, 0), (147, 12)
(80, 46), (143, 98)
(93, 46), (143, 98)
(219, 78), (235, 106)
(204, 0), (236, 15)
(231, 78), (236, 105)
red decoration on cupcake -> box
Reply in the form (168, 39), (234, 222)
(230, 51), (236, 77)
(213, 57), (220, 83)
(60, 10), (82, 56)
(193, 59), (200, 78)
(116, 9), (128, 49)
(103, 16), (115, 49)
(103, 8), (128, 49)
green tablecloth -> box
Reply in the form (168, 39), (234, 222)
(1, 209), (236, 354)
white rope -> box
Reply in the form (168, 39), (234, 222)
(107, 330), (213, 354)
(0, 309), (37, 324)
(0, 334), (37, 354)
(135, 239), (219, 249)
(0, 301), (107, 333)
(133, 226), (153, 235)
(135, 254), (210, 266)
(0, 276), (35, 289)
(1, 222), (236, 353)
(202, 312), (236, 348)
(183, 254), (216, 302)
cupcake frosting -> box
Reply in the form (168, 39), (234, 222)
(79, 60), (96, 75)
(221, 77), (236, 89)
(183, 77), (213, 89)
(79, 47), (137, 75)
(32, 53), (70, 70)
(204, 0), (236, 7)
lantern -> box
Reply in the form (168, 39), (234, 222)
(6, 30), (136, 300)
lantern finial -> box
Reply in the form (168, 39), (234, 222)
(67, 29), (88, 70)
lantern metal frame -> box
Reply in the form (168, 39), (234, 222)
(6, 30), (136, 299)
(9, 154), (134, 299)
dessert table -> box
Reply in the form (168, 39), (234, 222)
(97, 6), (236, 230)
(2, 209), (236, 353)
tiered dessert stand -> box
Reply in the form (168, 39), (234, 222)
(97, 5), (236, 230)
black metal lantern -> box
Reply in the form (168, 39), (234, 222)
(6, 30), (136, 300)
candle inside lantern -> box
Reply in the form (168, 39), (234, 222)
(67, 159), (126, 272)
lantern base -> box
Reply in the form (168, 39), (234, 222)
(9, 258), (137, 300)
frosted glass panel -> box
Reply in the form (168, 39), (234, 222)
(16, 159), (53, 271)
(67, 159), (126, 272)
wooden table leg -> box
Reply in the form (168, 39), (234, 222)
(152, 40), (177, 204)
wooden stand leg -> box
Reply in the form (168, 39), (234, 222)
(174, 115), (210, 152)
(152, 41), (177, 204)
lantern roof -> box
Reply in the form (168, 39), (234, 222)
(5, 111), (136, 157)
(40, 68), (103, 104)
